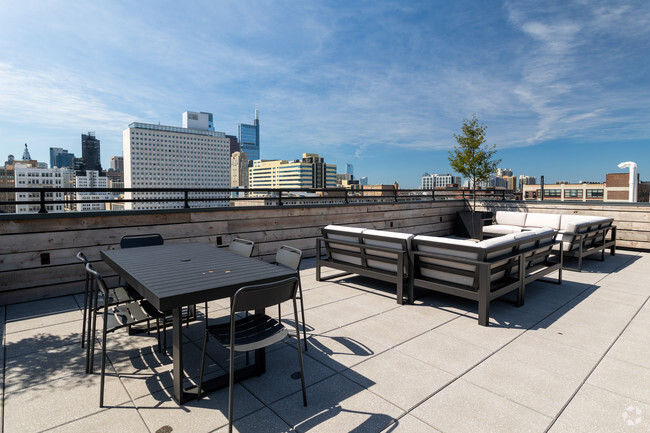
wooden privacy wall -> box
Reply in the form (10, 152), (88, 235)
(475, 200), (650, 250)
(0, 201), (464, 305)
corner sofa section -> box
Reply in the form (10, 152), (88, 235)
(483, 211), (616, 271)
(315, 225), (414, 305)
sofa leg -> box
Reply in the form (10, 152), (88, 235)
(478, 301), (489, 326)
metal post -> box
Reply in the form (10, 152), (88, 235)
(184, 190), (190, 209)
(38, 190), (48, 214)
(344, 190), (349, 204)
(278, 190), (283, 206)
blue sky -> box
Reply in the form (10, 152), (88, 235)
(1, 0), (648, 188)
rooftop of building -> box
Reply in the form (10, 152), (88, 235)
(2, 252), (649, 433)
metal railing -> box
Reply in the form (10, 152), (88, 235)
(0, 187), (516, 213)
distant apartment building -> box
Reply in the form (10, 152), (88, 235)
(496, 168), (513, 177)
(14, 165), (64, 213)
(73, 170), (111, 211)
(50, 147), (76, 168)
(123, 111), (230, 210)
(249, 153), (336, 190)
(522, 173), (649, 202)
(495, 168), (516, 190)
(422, 173), (462, 189)
(239, 110), (260, 162)
(81, 132), (102, 171)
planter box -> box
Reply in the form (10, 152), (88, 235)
(455, 211), (493, 239)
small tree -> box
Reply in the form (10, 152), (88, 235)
(448, 115), (501, 211)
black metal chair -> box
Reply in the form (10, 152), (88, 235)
(77, 251), (141, 352)
(204, 238), (255, 326)
(85, 262), (163, 407)
(119, 234), (174, 350)
(276, 245), (308, 351)
(197, 277), (307, 433)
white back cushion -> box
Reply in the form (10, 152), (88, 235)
(323, 225), (365, 265)
(495, 211), (527, 226)
(414, 236), (480, 286)
(363, 229), (413, 273)
(524, 213), (561, 230)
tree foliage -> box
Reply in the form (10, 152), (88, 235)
(448, 115), (501, 209)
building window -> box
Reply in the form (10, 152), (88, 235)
(564, 189), (583, 198)
(539, 189), (561, 198)
(586, 189), (604, 198)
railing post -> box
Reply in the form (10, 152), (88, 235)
(394, 189), (398, 202)
(431, 188), (435, 201)
(184, 190), (190, 209)
(345, 190), (349, 204)
(278, 190), (283, 206)
(38, 190), (48, 214)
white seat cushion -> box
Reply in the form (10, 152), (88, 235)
(483, 224), (522, 235)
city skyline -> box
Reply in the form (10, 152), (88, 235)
(1, 1), (648, 188)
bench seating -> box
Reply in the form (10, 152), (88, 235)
(316, 225), (562, 325)
(483, 211), (616, 271)
(409, 228), (562, 326)
(316, 225), (413, 304)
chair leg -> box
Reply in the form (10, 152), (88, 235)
(99, 319), (109, 407)
(197, 329), (209, 400)
(297, 278), (308, 352)
(81, 275), (89, 348)
(228, 342), (236, 433)
(293, 300), (307, 406)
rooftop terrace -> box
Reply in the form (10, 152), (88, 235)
(2, 252), (649, 433)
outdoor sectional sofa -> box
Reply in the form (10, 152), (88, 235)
(483, 211), (616, 271)
(316, 225), (562, 325)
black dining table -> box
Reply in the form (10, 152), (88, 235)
(101, 242), (297, 404)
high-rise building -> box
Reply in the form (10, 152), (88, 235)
(421, 173), (462, 189)
(123, 112), (230, 210)
(81, 132), (102, 171)
(249, 153), (336, 190)
(346, 164), (354, 176)
(519, 175), (537, 191)
(239, 110), (260, 163)
(110, 156), (124, 172)
(230, 151), (249, 189)
(50, 147), (76, 168)
(14, 165), (65, 213)
(496, 168), (513, 177)
(226, 135), (240, 156)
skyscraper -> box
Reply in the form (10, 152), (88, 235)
(238, 110), (260, 163)
(50, 147), (76, 168)
(81, 132), (102, 171)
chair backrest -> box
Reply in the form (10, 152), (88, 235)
(85, 262), (109, 299)
(276, 245), (302, 271)
(120, 233), (164, 249)
(77, 251), (89, 265)
(229, 238), (254, 258)
(232, 277), (298, 313)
